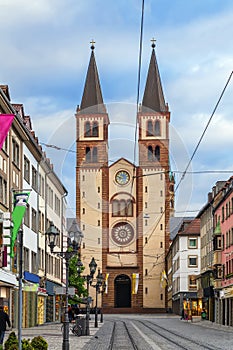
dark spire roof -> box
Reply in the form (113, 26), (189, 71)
(142, 42), (166, 113)
(80, 43), (106, 114)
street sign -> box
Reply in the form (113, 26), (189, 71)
(54, 287), (76, 295)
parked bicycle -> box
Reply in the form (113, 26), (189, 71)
(61, 322), (82, 337)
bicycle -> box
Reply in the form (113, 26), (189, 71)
(61, 322), (82, 337)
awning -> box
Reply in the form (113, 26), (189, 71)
(0, 270), (17, 287)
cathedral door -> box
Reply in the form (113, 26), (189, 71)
(114, 274), (131, 308)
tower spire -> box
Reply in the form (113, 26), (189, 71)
(80, 41), (106, 113)
(142, 40), (166, 113)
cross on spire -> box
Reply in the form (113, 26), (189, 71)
(151, 38), (156, 49)
(90, 39), (95, 50)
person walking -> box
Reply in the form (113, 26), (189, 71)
(0, 306), (11, 346)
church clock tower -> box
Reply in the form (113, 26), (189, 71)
(76, 42), (173, 312)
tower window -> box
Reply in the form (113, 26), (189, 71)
(145, 186), (148, 193)
(92, 121), (99, 137)
(84, 121), (99, 137)
(145, 287), (148, 294)
(98, 202), (100, 209)
(85, 147), (98, 163)
(93, 147), (98, 162)
(160, 242), (163, 248)
(147, 120), (153, 136)
(98, 186), (100, 193)
(145, 269), (148, 276)
(98, 220), (100, 226)
(145, 237), (148, 244)
(84, 121), (91, 137)
(82, 208), (85, 214)
(160, 224), (163, 230)
(155, 146), (160, 161)
(155, 120), (161, 136)
(85, 147), (91, 162)
(145, 202), (148, 209)
(148, 146), (153, 161)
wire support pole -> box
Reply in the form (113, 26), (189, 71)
(18, 229), (23, 350)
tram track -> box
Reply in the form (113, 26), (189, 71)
(137, 320), (223, 350)
(108, 320), (139, 350)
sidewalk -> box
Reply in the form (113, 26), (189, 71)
(6, 319), (104, 350)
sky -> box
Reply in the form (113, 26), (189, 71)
(1, 0), (233, 218)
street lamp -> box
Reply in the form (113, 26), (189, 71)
(77, 257), (97, 335)
(94, 269), (104, 328)
(47, 220), (82, 350)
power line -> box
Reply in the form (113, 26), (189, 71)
(131, 0), (145, 195)
(175, 71), (233, 193)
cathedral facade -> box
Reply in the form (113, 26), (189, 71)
(76, 43), (174, 312)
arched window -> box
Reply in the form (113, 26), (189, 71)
(148, 146), (153, 161)
(84, 121), (91, 137)
(119, 200), (126, 216)
(85, 147), (91, 162)
(126, 200), (133, 216)
(93, 147), (98, 162)
(155, 120), (161, 136)
(147, 120), (154, 136)
(112, 200), (119, 217)
(92, 121), (99, 137)
(155, 146), (160, 161)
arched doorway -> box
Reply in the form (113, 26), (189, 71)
(114, 274), (131, 308)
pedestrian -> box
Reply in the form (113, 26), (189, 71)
(180, 308), (185, 320)
(0, 306), (11, 346)
(68, 304), (73, 322)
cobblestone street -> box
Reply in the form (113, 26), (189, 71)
(5, 314), (233, 350)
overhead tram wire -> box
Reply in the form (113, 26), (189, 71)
(142, 72), (233, 247)
(175, 71), (233, 193)
(131, 0), (145, 194)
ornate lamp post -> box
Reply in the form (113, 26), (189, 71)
(94, 269), (104, 328)
(47, 220), (82, 350)
(77, 257), (97, 335)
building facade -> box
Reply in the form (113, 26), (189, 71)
(0, 85), (68, 327)
(213, 177), (233, 326)
(76, 43), (174, 312)
(171, 218), (201, 317)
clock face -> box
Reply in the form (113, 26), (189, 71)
(111, 222), (134, 246)
(115, 170), (130, 185)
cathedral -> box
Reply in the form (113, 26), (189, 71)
(76, 42), (174, 312)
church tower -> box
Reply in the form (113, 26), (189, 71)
(76, 42), (173, 312)
(137, 41), (172, 310)
(76, 43), (109, 282)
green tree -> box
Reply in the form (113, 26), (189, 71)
(68, 254), (87, 304)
